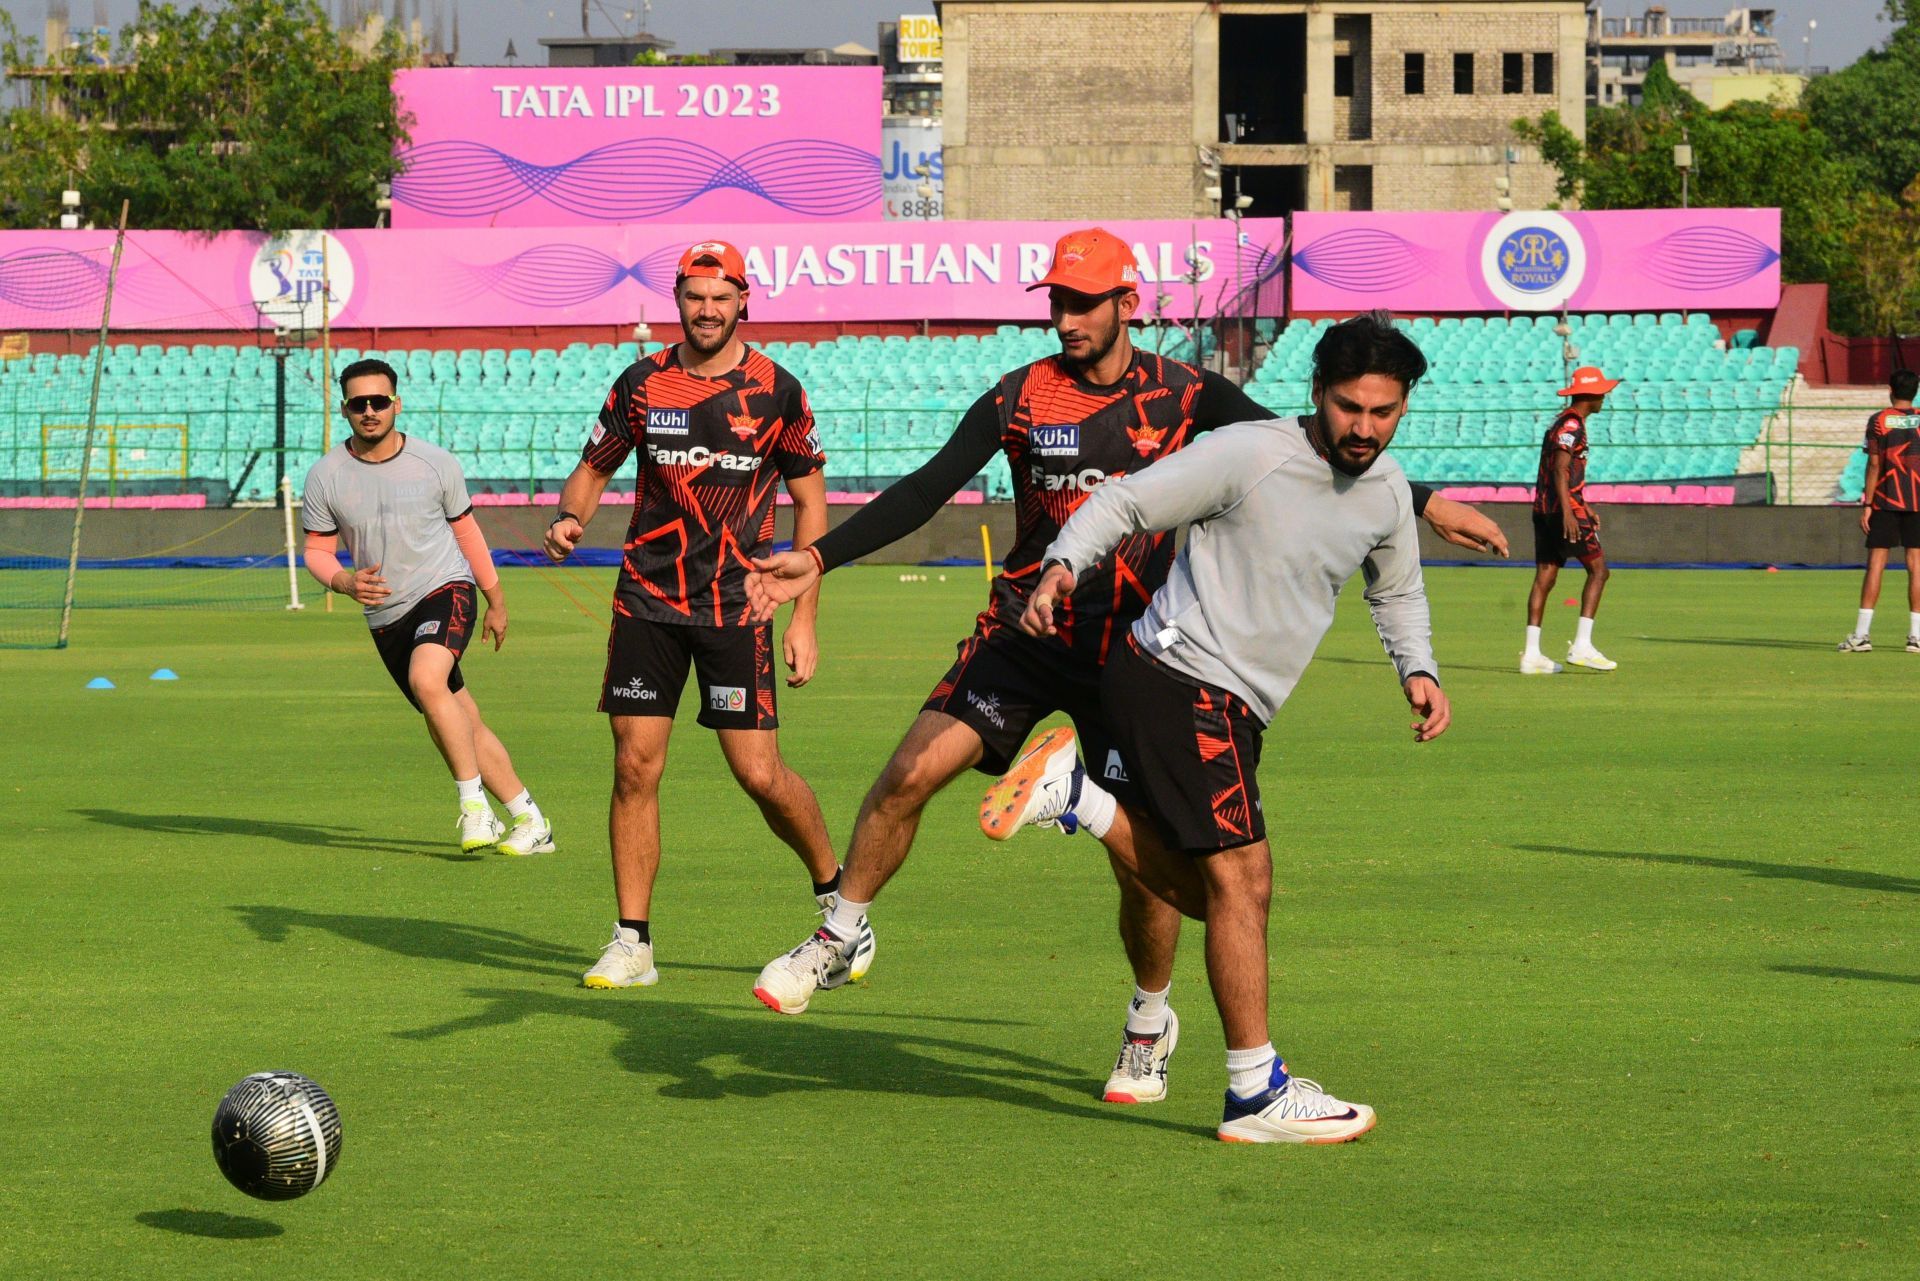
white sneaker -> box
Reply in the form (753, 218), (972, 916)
(1837, 633), (1873, 653)
(1218, 1062), (1377, 1145)
(1518, 652), (1563, 675)
(979, 726), (1084, 840)
(1103, 1008), (1179, 1104)
(1565, 643), (1618, 671)
(458, 801), (502, 852)
(1907, 635), (1919, 654)
(582, 925), (658, 989)
(814, 891), (877, 982)
(753, 929), (852, 1015)
(496, 812), (555, 856)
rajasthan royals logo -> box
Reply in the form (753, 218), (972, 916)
(1497, 228), (1570, 294)
(1480, 211), (1586, 311)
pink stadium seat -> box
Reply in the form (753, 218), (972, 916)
(1673, 484), (1709, 504)
(1494, 486), (1532, 503)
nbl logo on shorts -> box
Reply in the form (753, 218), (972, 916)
(1031, 425), (1080, 458)
(413, 620), (441, 639)
(708, 685), (747, 713)
(647, 409), (692, 437)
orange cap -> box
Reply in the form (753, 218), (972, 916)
(676, 240), (749, 289)
(1026, 227), (1141, 295)
(1557, 366), (1621, 397)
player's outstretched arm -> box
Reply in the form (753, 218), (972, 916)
(1404, 674), (1450, 742)
(450, 514), (506, 649)
(1421, 493), (1509, 558)
(545, 462), (614, 563)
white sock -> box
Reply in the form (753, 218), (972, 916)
(1524, 625), (1543, 658)
(1125, 983), (1171, 1035)
(506, 789), (534, 818)
(455, 776), (485, 805)
(1071, 771), (1117, 839)
(1857, 608), (1874, 636)
(1226, 1043), (1278, 1099)
(824, 895), (869, 944)
(1575, 615), (1595, 647)
(1908, 612), (1919, 637)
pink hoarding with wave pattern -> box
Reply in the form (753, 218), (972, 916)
(1291, 209), (1781, 312)
(390, 67), (884, 227)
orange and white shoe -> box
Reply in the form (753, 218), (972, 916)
(1218, 1062), (1376, 1145)
(979, 726), (1085, 840)
(1103, 1008), (1179, 1104)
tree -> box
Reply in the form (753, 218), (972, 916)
(1838, 179), (1920, 342)
(0, 0), (412, 231)
(1804, 6), (1920, 201)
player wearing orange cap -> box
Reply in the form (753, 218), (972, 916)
(742, 228), (1504, 1103)
(1523, 365), (1619, 674)
(544, 240), (870, 990)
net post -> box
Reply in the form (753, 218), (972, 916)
(321, 239), (334, 612)
(57, 201), (131, 649)
(282, 476), (305, 610)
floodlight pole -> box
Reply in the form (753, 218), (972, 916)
(271, 337), (291, 509)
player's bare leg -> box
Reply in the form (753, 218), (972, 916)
(715, 728), (837, 884)
(1842, 547), (1890, 651)
(1906, 548), (1920, 651)
(584, 714), (673, 989)
(753, 711), (982, 1014)
(1521, 563), (1564, 674)
(452, 687), (551, 855)
(1566, 554), (1616, 670)
(1096, 805), (1192, 1103)
(1860, 546), (1889, 609)
(608, 714), (673, 919)
(411, 645), (501, 852)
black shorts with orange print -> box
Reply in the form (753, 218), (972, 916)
(600, 610), (777, 729)
(370, 580), (476, 712)
(1102, 635), (1265, 855)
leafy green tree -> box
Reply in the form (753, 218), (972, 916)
(1804, 3), (1920, 200)
(1, 0), (411, 231)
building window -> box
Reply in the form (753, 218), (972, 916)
(1334, 53), (1354, 97)
(1404, 51), (1424, 95)
(1454, 52), (1474, 94)
(1503, 52), (1524, 94)
(1534, 52), (1554, 94)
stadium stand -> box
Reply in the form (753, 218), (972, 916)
(0, 316), (1794, 505)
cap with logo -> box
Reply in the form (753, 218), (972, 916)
(1027, 227), (1142, 296)
(676, 240), (749, 290)
(1557, 366), (1621, 397)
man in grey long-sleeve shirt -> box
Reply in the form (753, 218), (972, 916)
(979, 312), (1449, 1145)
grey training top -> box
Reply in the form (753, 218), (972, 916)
(1045, 415), (1436, 725)
(301, 435), (475, 629)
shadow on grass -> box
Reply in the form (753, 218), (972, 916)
(1772, 965), (1920, 986)
(75, 809), (446, 858)
(135, 1209), (282, 1239)
(396, 986), (1205, 1138)
(1514, 845), (1920, 896)
(231, 906), (582, 979)
(1633, 635), (1833, 652)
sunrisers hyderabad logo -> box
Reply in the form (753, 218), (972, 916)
(1127, 424), (1167, 457)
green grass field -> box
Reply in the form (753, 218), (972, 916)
(2, 565), (1914, 1279)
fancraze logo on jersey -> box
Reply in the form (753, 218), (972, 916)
(647, 443), (757, 470)
(646, 408), (693, 437)
(1033, 465), (1109, 492)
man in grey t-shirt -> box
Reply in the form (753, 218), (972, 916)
(301, 357), (552, 857)
(981, 312), (1449, 1146)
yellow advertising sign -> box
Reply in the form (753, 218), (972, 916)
(898, 15), (943, 64)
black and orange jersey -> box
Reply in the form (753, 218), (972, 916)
(1864, 407), (1920, 512)
(583, 344), (824, 626)
(1532, 410), (1589, 516)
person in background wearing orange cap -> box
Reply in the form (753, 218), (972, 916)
(543, 240), (869, 991)
(742, 227), (1504, 1104)
(1523, 365), (1619, 674)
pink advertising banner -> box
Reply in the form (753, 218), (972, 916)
(0, 220), (1286, 330)
(1291, 209), (1781, 312)
(389, 67), (884, 227)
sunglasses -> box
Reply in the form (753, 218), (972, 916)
(344, 395), (393, 413)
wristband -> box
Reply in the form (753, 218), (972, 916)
(1042, 556), (1074, 578)
(549, 510), (581, 530)
(804, 545), (825, 574)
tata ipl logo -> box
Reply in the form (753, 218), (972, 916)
(250, 231), (353, 328)
(1496, 228), (1569, 294)
(1480, 211), (1585, 311)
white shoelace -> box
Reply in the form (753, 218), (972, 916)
(1276, 1077), (1343, 1118)
(1114, 1034), (1160, 1080)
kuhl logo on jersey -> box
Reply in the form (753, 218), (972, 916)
(647, 408), (692, 437)
(1031, 425), (1080, 457)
